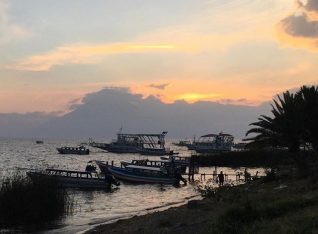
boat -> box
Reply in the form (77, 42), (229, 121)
(233, 142), (247, 150)
(97, 156), (188, 175)
(56, 143), (89, 155)
(186, 132), (234, 153)
(107, 164), (186, 184)
(137, 147), (179, 156)
(172, 139), (192, 147)
(89, 130), (178, 155)
(27, 168), (111, 189)
(36, 140), (44, 144)
(88, 138), (110, 151)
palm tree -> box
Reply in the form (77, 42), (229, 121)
(245, 90), (305, 153)
(297, 85), (318, 151)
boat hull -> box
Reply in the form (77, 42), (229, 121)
(107, 166), (176, 184)
(56, 148), (89, 155)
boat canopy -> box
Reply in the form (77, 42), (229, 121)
(46, 168), (92, 175)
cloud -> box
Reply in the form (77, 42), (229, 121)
(276, 0), (318, 51)
(6, 25), (272, 72)
(0, 2), (30, 45)
(68, 104), (82, 111)
(147, 83), (171, 90)
(217, 98), (248, 105)
(69, 98), (81, 104)
(6, 43), (176, 71)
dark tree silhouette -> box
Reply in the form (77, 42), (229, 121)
(245, 88), (309, 153)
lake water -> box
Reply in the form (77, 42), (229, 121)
(0, 138), (258, 234)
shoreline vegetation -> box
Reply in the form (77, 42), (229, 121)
(85, 150), (318, 234)
(0, 173), (74, 232)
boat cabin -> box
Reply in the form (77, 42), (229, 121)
(125, 165), (168, 176)
(46, 168), (98, 178)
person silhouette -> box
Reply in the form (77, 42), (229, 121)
(218, 171), (224, 187)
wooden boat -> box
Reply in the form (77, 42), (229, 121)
(27, 168), (110, 189)
(56, 143), (89, 155)
(107, 165), (179, 184)
(36, 140), (44, 144)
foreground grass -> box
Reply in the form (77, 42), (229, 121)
(0, 173), (74, 230)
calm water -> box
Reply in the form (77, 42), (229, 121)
(0, 138), (257, 234)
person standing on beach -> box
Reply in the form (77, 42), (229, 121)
(218, 171), (224, 187)
(244, 168), (251, 183)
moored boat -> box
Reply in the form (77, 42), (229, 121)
(88, 138), (110, 151)
(107, 165), (183, 184)
(26, 168), (111, 189)
(187, 132), (234, 153)
(172, 140), (192, 147)
(137, 147), (179, 156)
(56, 143), (89, 155)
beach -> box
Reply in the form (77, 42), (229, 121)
(84, 170), (318, 234)
(84, 198), (227, 234)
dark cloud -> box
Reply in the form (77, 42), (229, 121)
(306, 0), (318, 11)
(69, 98), (81, 104)
(49, 111), (64, 116)
(147, 83), (170, 90)
(68, 104), (82, 111)
(279, 0), (318, 38)
(280, 15), (318, 38)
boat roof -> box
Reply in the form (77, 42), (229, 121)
(125, 165), (163, 171)
(118, 132), (168, 137)
(131, 159), (170, 163)
(46, 168), (92, 174)
(201, 133), (233, 137)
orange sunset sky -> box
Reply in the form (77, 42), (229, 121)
(1, 0), (318, 115)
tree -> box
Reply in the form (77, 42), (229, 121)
(297, 86), (318, 151)
(245, 90), (306, 153)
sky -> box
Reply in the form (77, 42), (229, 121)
(1, 0), (318, 115)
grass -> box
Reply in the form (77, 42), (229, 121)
(0, 172), (74, 231)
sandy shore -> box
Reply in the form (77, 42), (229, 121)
(84, 196), (229, 234)
(84, 174), (308, 234)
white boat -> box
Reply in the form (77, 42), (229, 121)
(107, 165), (186, 184)
(90, 130), (178, 155)
(56, 143), (89, 155)
(27, 168), (110, 189)
(187, 132), (234, 153)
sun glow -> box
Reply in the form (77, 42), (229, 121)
(176, 93), (221, 101)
